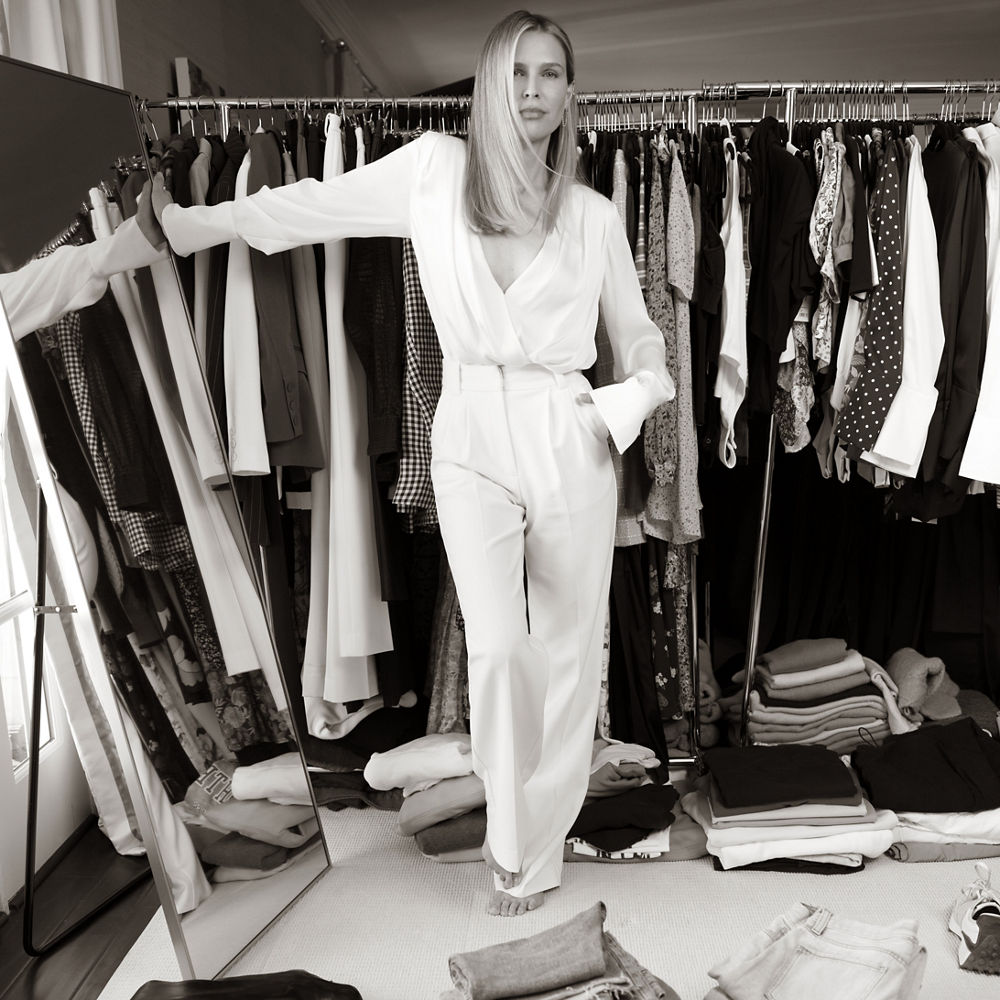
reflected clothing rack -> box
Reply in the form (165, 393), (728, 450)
(142, 78), (997, 762)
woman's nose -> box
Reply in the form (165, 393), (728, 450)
(523, 79), (539, 98)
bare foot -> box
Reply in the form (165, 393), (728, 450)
(488, 889), (546, 916)
(482, 840), (521, 889)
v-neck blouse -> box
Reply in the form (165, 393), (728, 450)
(162, 131), (674, 450)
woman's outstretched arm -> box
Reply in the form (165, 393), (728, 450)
(159, 130), (440, 258)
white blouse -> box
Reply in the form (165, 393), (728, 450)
(162, 131), (675, 452)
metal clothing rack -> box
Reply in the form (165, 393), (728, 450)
(733, 77), (999, 746)
(141, 78), (999, 762)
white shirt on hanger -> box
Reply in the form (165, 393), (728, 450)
(863, 134), (945, 477)
(959, 121), (1000, 482)
(714, 130), (747, 469)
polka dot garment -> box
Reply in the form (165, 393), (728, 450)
(837, 139), (906, 453)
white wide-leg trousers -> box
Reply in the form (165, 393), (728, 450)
(430, 361), (616, 897)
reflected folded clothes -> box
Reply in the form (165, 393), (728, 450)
(310, 770), (403, 811)
(128, 970), (362, 999)
(758, 637), (848, 675)
(210, 832), (322, 882)
(568, 783), (678, 852)
(211, 858), (292, 883)
(177, 789), (319, 848)
(364, 732), (473, 790)
(231, 752), (311, 804)
(185, 825), (289, 870)
(758, 650), (866, 688)
(705, 903), (925, 1000)
(444, 902), (679, 1000)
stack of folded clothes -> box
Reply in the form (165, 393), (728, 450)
(440, 902), (681, 1000)
(392, 738), (696, 864)
(852, 717), (1000, 863)
(175, 757), (322, 884)
(726, 638), (893, 752)
(682, 745), (897, 872)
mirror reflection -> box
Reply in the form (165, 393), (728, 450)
(0, 54), (327, 979)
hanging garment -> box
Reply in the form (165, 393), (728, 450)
(641, 146), (679, 515)
(642, 144), (701, 543)
(775, 314), (814, 453)
(606, 544), (672, 778)
(714, 132), (748, 468)
(395, 237), (443, 531)
(837, 139), (905, 453)
(746, 116), (819, 412)
(896, 128), (988, 518)
(188, 135), (212, 361)
(303, 113), (389, 712)
(203, 132), (244, 442)
(246, 128), (323, 469)
(960, 121), (1000, 481)
(53, 311), (193, 572)
(425, 548), (470, 735)
(809, 127), (844, 373)
(634, 136), (647, 290)
(222, 148), (270, 475)
(865, 134), (945, 476)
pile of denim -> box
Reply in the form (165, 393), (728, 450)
(440, 902), (680, 1000)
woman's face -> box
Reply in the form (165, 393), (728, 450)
(512, 29), (571, 145)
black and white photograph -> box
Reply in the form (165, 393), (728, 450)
(0, 2), (998, 998)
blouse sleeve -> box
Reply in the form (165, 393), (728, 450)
(588, 197), (675, 453)
(161, 130), (438, 257)
(0, 216), (167, 341)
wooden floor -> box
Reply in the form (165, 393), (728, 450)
(0, 821), (158, 1000)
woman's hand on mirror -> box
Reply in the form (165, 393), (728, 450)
(137, 177), (168, 250)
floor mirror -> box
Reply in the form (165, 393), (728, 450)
(0, 53), (329, 980)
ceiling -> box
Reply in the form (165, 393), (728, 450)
(301, 0), (999, 98)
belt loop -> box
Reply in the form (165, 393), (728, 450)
(807, 907), (832, 935)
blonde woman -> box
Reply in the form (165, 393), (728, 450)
(155, 9), (674, 916)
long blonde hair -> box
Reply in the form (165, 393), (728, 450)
(464, 10), (580, 235)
